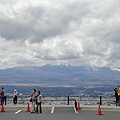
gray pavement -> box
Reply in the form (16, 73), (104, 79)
(0, 110), (120, 120)
(54, 106), (74, 113)
(1, 104), (120, 120)
(3, 104), (120, 111)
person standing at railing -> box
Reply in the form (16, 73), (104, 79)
(1, 87), (4, 105)
(114, 87), (118, 106)
(31, 89), (37, 113)
(117, 85), (120, 106)
(13, 89), (18, 104)
(36, 91), (42, 113)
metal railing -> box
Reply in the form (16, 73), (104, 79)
(2, 95), (116, 106)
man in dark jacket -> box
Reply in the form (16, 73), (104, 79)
(1, 87), (4, 105)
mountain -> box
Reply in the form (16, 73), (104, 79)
(0, 64), (120, 87)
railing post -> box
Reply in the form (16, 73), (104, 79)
(68, 96), (69, 105)
(100, 96), (102, 105)
(75, 99), (77, 111)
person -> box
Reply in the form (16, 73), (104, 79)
(1, 87), (4, 105)
(13, 89), (18, 104)
(36, 91), (42, 113)
(117, 85), (120, 106)
(114, 87), (118, 106)
(31, 89), (37, 113)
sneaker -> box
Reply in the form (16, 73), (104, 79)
(31, 111), (35, 113)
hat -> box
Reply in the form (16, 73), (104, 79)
(14, 89), (17, 91)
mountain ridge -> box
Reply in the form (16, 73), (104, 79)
(0, 64), (120, 86)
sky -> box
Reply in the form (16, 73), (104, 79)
(0, 0), (120, 70)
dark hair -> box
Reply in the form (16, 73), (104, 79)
(33, 89), (36, 92)
(38, 91), (40, 94)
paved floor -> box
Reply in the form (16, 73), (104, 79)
(0, 107), (120, 120)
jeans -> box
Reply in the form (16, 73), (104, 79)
(1, 96), (4, 105)
(36, 102), (42, 113)
(117, 96), (120, 106)
(13, 96), (18, 104)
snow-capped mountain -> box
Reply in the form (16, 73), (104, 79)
(0, 64), (120, 86)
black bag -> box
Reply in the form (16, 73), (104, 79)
(30, 98), (32, 102)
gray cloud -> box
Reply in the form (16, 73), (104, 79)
(0, 0), (120, 69)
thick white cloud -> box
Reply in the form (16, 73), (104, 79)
(0, 0), (120, 69)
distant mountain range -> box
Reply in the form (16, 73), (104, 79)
(0, 64), (120, 87)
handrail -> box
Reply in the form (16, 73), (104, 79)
(4, 95), (116, 106)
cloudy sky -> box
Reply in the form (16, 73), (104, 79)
(0, 0), (120, 70)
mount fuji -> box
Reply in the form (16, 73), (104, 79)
(0, 64), (120, 87)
